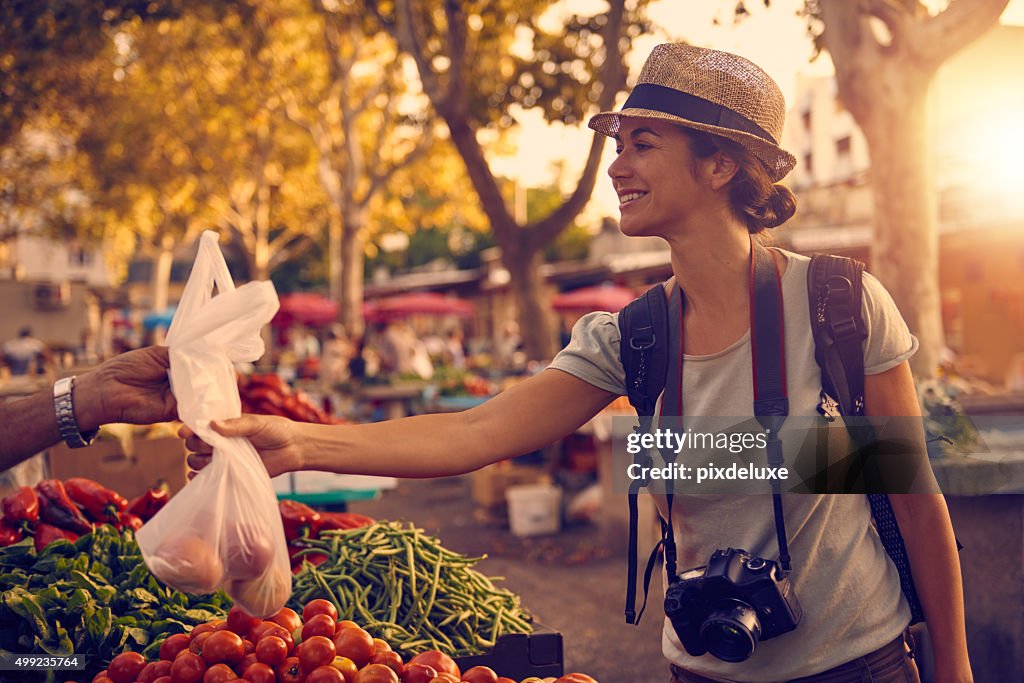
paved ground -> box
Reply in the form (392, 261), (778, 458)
(348, 475), (670, 682)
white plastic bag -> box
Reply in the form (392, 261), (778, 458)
(137, 230), (291, 617)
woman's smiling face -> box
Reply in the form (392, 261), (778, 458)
(607, 117), (705, 238)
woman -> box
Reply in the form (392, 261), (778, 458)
(184, 45), (969, 683)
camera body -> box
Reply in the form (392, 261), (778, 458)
(664, 547), (802, 662)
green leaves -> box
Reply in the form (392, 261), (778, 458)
(0, 525), (230, 678)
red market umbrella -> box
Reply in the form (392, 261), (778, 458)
(272, 292), (339, 327)
(363, 292), (474, 321)
(551, 284), (637, 313)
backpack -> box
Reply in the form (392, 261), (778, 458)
(617, 253), (925, 625)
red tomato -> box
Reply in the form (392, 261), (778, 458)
(225, 606), (263, 636)
(353, 663), (400, 683)
(138, 660), (172, 683)
(201, 663), (237, 683)
(460, 666), (498, 683)
(335, 620), (360, 632)
(332, 626), (375, 667)
(555, 676), (599, 683)
(369, 650), (403, 675)
(239, 662), (275, 683)
(91, 669), (109, 682)
(106, 651), (146, 683)
(242, 638), (255, 655)
(92, 678), (113, 683)
(270, 607), (303, 634)
(305, 665), (346, 683)
(202, 630), (245, 665)
(372, 638), (392, 653)
(276, 657), (304, 683)
(431, 674), (459, 683)
(190, 623), (219, 641)
(331, 655), (359, 683)
(254, 635), (289, 667)
(302, 598), (339, 623)
(407, 651), (459, 678)
(255, 622), (295, 651)
(303, 613), (338, 640)
(236, 653), (258, 674)
(495, 678), (517, 683)
(153, 677), (172, 683)
(298, 635), (337, 672)
(189, 632), (212, 657)
(161, 634), (192, 661)
(169, 652), (208, 683)
(399, 663), (438, 683)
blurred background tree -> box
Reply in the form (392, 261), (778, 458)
(734, 0), (1011, 378)
(374, 0), (653, 360)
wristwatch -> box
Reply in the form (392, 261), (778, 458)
(53, 376), (98, 448)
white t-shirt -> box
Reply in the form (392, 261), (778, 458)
(548, 249), (919, 681)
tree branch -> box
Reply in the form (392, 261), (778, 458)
(528, 0), (627, 248)
(394, 0), (447, 110)
(918, 0), (1010, 69)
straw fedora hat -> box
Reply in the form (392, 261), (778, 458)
(589, 44), (796, 182)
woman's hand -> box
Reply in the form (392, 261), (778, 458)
(180, 415), (304, 478)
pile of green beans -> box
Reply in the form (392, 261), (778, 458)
(288, 521), (533, 657)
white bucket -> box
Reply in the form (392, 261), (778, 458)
(506, 483), (563, 537)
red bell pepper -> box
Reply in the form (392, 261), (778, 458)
(116, 512), (144, 532)
(318, 511), (376, 531)
(125, 486), (170, 522)
(279, 500), (320, 541)
(0, 522), (23, 546)
(64, 478), (128, 524)
(1, 486), (39, 525)
(35, 480), (93, 535)
(33, 522), (79, 551)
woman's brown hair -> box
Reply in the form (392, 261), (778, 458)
(683, 128), (797, 234)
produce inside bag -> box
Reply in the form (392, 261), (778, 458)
(137, 230), (290, 616)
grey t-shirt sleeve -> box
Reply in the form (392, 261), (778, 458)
(862, 271), (919, 375)
(547, 311), (627, 395)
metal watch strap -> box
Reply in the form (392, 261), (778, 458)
(53, 376), (98, 448)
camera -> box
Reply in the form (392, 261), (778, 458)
(664, 548), (801, 662)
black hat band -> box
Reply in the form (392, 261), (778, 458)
(621, 84), (777, 145)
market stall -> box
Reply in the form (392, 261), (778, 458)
(0, 478), (604, 682)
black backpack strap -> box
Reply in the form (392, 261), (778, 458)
(808, 254), (925, 625)
(618, 283), (670, 624)
(619, 284), (670, 418)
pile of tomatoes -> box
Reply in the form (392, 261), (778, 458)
(82, 600), (599, 683)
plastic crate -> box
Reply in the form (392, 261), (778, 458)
(453, 626), (563, 679)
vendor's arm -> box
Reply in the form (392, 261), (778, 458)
(0, 347), (176, 471)
(185, 368), (617, 479)
(865, 361), (972, 683)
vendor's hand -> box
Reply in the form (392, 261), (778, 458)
(180, 414), (303, 478)
(74, 346), (177, 431)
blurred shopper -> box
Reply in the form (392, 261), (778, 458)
(320, 325), (353, 389)
(184, 45), (967, 683)
(0, 346), (176, 470)
(443, 328), (467, 371)
(2, 327), (52, 378)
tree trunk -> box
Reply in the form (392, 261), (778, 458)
(151, 234), (175, 312)
(504, 246), (557, 362)
(340, 205), (366, 337)
(856, 76), (943, 378)
(328, 203), (343, 305)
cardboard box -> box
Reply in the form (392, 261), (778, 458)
(47, 436), (188, 500)
(470, 462), (549, 510)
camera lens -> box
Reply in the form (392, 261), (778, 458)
(700, 603), (762, 662)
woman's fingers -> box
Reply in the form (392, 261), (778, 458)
(210, 415), (262, 437)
